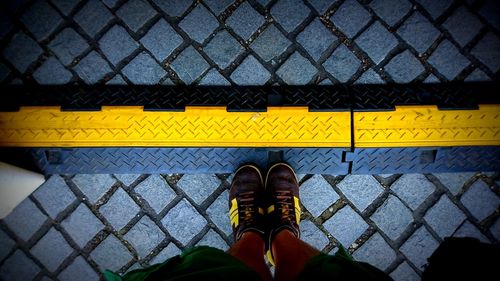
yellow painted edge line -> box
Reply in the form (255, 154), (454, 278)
(354, 104), (500, 147)
(0, 106), (351, 148)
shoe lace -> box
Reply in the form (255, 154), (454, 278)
(238, 191), (256, 225)
(275, 190), (295, 223)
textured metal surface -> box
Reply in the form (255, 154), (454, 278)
(0, 82), (498, 112)
(354, 105), (500, 147)
(1, 148), (349, 174)
(348, 147), (500, 174)
(0, 106), (351, 147)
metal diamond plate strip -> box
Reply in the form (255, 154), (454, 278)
(10, 148), (349, 174)
(354, 105), (500, 147)
(349, 147), (500, 174)
(0, 106), (351, 147)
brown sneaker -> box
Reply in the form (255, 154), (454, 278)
(265, 163), (301, 264)
(265, 163), (301, 238)
(229, 164), (266, 241)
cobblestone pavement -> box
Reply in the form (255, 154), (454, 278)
(1, 0), (500, 281)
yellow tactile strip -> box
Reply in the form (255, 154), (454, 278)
(354, 105), (500, 147)
(0, 106), (351, 147)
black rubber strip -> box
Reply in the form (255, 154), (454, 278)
(0, 82), (498, 112)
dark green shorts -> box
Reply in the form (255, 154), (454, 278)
(104, 246), (392, 281)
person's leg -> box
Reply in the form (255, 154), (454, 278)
(271, 229), (320, 281)
(229, 232), (272, 281)
(228, 165), (272, 281)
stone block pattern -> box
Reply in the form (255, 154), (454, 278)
(0, 0), (497, 85)
(0, 172), (498, 281)
(0, 0), (499, 280)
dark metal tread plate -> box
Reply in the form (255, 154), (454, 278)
(348, 147), (500, 174)
(1, 82), (498, 112)
(0, 148), (349, 175)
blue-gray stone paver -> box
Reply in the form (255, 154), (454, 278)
(337, 175), (383, 212)
(356, 69), (384, 84)
(61, 203), (104, 248)
(453, 220), (489, 243)
(196, 229), (228, 250)
(161, 199), (207, 246)
(323, 206), (368, 248)
(472, 32), (500, 73)
(179, 4), (218, 43)
(177, 174), (220, 205)
(353, 233), (396, 271)
(140, 19), (183, 62)
(390, 262), (420, 281)
(271, 0), (311, 33)
(416, 0), (453, 19)
(479, 0), (500, 31)
(277, 52), (317, 85)
(251, 24), (291, 62)
(461, 179), (499, 221)
(152, 0), (192, 17)
(300, 220), (329, 250)
(20, 0), (63, 41)
(124, 216), (165, 258)
(33, 175), (76, 219)
(391, 174), (435, 210)
(297, 18), (337, 61)
(33, 57), (73, 84)
(135, 175), (176, 214)
(323, 44), (361, 83)
(122, 52), (166, 84)
(52, 0), (81, 15)
(434, 172), (475, 195)
(74, 51), (113, 84)
(31, 228), (73, 272)
(424, 195), (466, 238)
(58, 256), (99, 281)
(73, 174), (116, 204)
(205, 0), (234, 15)
(356, 22), (399, 64)
(230, 55), (271, 85)
(114, 174), (140, 186)
(204, 30), (244, 69)
(490, 218), (500, 241)
(99, 25), (139, 66)
(330, 0), (371, 38)
(397, 12), (441, 54)
(400, 227), (439, 270)
(117, 0), (157, 33)
(370, 0), (412, 27)
(206, 190), (232, 236)
(107, 74), (126, 84)
(0, 229), (15, 262)
(74, 0), (113, 37)
(170, 46), (210, 84)
(199, 69), (231, 85)
(90, 234), (133, 272)
(149, 243), (181, 265)
(308, 0), (333, 14)
(428, 40), (470, 80)
(384, 51), (425, 83)
(300, 175), (340, 217)
(227, 2), (265, 40)
(371, 195), (413, 241)
(424, 74), (439, 83)
(102, 0), (120, 9)
(48, 28), (89, 66)
(100, 188), (140, 231)
(443, 6), (483, 47)
(0, 250), (40, 281)
(3, 32), (43, 73)
(3, 199), (47, 242)
(465, 69), (490, 82)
